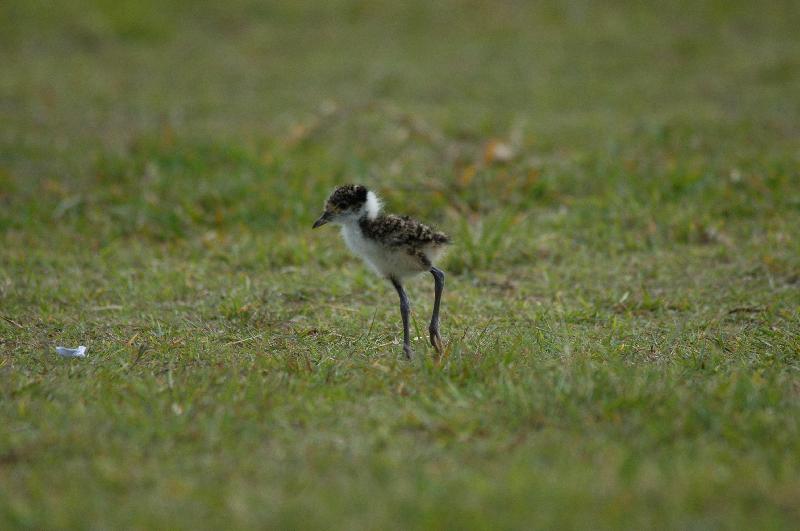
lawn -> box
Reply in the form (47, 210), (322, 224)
(1, 0), (799, 528)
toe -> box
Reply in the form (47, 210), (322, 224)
(429, 332), (443, 354)
(403, 345), (414, 360)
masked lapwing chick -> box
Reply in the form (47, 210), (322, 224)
(313, 184), (450, 359)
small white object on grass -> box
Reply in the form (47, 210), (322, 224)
(56, 346), (87, 358)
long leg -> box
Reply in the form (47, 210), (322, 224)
(429, 267), (445, 354)
(390, 277), (413, 359)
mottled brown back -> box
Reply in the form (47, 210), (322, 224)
(359, 214), (450, 248)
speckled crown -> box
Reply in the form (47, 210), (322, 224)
(326, 184), (368, 212)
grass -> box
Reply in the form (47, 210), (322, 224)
(1, 0), (799, 528)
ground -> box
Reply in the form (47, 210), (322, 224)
(1, 1), (799, 529)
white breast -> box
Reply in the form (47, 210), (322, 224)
(340, 222), (427, 279)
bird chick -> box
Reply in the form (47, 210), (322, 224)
(313, 184), (450, 359)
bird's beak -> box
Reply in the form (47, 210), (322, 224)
(312, 212), (332, 229)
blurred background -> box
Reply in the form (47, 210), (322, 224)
(2, 0), (798, 245)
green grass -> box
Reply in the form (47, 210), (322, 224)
(2, 0), (800, 528)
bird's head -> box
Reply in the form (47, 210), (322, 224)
(313, 184), (381, 228)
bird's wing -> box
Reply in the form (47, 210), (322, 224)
(361, 215), (450, 247)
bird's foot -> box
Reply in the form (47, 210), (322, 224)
(402, 344), (414, 360)
(429, 328), (444, 356)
